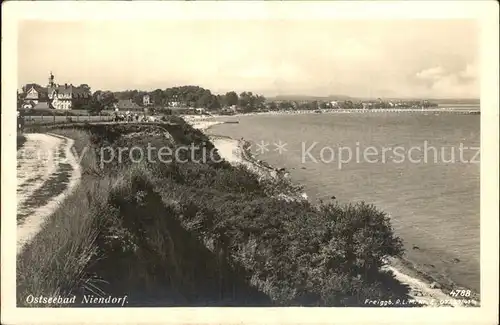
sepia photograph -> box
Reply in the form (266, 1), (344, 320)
(2, 1), (498, 324)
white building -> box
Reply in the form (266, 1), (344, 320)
(143, 94), (151, 106)
(22, 73), (92, 110)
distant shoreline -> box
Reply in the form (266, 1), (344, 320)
(184, 107), (480, 120)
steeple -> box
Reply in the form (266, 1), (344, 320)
(48, 71), (55, 88)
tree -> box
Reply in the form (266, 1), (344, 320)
(216, 94), (226, 108)
(79, 84), (91, 92)
(114, 90), (137, 101)
(255, 95), (266, 110)
(238, 91), (264, 112)
(309, 101), (319, 110)
(95, 91), (118, 109)
(196, 90), (214, 108)
(151, 89), (164, 106)
(209, 95), (222, 110)
(225, 91), (239, 106)
(83, 96), (104, 114)
(203, 94), (221, 110)
(238, 92), (250, 111)
(340, 100), (354, 109)
(133, 92), (147, 107)
(81, 90), (117, 113)
(113, 86), (265, 112)
(278, 101), (292, 110)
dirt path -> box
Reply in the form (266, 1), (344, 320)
(17, 133), (81, 254)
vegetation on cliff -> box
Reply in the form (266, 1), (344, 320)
(17, 117), (407, 307)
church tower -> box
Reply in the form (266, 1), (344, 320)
(48, 71), (55, 88)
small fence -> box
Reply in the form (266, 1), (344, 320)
(23, 114), (115, 125)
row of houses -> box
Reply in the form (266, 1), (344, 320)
(22, 72), (92, 110)
(21, 73), (257, 114)
(20, 74), (170, 112)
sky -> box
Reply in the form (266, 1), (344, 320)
(18, 19), (479, 99)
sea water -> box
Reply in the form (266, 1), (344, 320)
(209, 111), (480, 292)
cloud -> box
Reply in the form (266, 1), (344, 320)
(415, 66), (446, 81)
(458, 63), (478, 80)
(414, 63), (478, 98)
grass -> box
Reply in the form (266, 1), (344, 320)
(17, 118), (409, 307)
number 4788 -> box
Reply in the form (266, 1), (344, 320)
(450, 289), (471, 297)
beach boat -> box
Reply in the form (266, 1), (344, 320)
(314, 109), (322, 114)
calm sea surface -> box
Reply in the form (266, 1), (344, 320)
(209, 112), (480, 292)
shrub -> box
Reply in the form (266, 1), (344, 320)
(161, 185), (404, 306)
(317, 202), (404, 276)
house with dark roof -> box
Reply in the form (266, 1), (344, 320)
(23, 84), (49, 104)
(23, 72), (92, 110)
(48, 84), (92, 110)
(47, 73), (91, 110)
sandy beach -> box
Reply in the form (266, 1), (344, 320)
(185, 115), (480, 307)
(185, 118), (242, 164)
